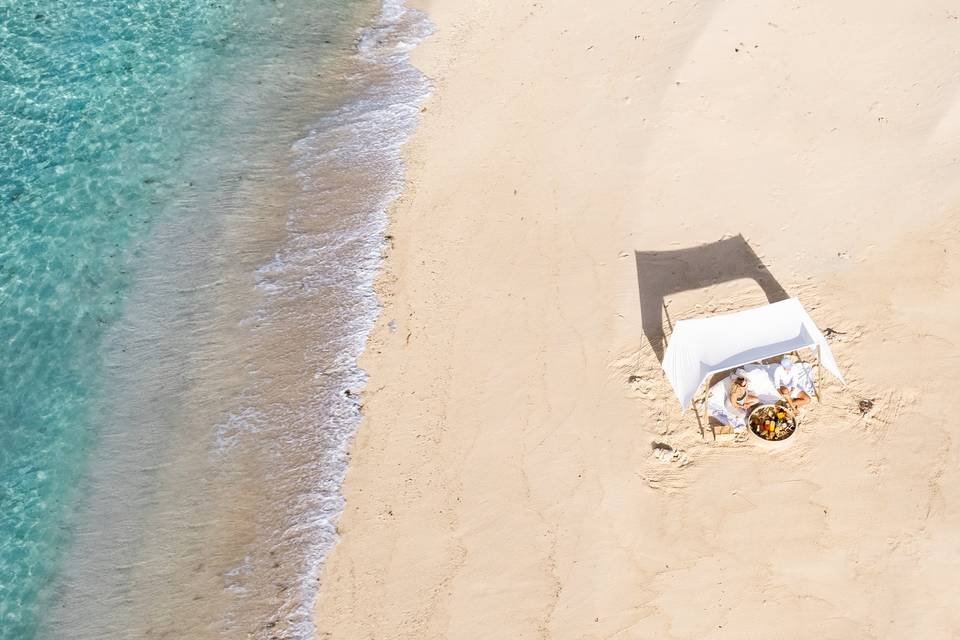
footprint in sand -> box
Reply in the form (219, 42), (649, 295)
(626, 373), (659, 401)
(651, 441), (689, 465)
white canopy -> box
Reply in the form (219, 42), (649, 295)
(661, 298), (844, 409)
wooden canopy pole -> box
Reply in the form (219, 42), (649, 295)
(692, 400), (705, 439)
(662, 301), (674, 349)
(688, 379), (715, 441)
(791, 348), (821, 403)
(815, 344), (823, 402)
(701, 383), (714, 441)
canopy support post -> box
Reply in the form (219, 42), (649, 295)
(692, 403), (705, 439)
(662, 301), (674, 349)
(791, 348), (821, 403)
(703, 384), (714, 441)
(815, 344), (823, 403)
(691, 383), (713, 441)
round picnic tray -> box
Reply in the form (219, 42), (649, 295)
(746, 402), (798, 445)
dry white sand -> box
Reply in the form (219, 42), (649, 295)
(315, 1), (960, 637)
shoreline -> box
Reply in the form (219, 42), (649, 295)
(35, 2), (429, 638)
(316, 1), (960, 637)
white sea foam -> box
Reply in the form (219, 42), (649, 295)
(220, 1), (434, 637)
(214, 406), (267, 455)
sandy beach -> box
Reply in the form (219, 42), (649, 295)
(315, 1), (960, 638)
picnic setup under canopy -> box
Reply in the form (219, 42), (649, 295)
(660, 298), (845, 442)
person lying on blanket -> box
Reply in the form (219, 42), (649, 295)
(775, 356), (811, 408)
(728, 369), (760, 411)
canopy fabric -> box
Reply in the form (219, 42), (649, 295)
(661, 298), (844, 409)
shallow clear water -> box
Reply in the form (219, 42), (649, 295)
(0, 1), (430, 637)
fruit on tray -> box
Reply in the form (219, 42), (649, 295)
(750, 404), (796, 441)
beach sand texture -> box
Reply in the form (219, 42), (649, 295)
(316, 1), (960, 638)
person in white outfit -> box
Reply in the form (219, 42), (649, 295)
(774, 356), (810, 408)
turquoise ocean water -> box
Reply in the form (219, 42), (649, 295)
(0, 1), (429, 637)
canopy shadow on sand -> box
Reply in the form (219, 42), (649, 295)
(635, 235), (789, 362)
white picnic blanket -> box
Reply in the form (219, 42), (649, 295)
(706, 362), (814, 429)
